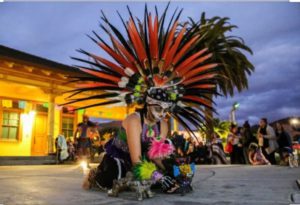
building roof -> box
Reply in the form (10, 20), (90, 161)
(0, 44), (85, 76)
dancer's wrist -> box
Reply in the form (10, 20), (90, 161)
(151, 170), (163, 181)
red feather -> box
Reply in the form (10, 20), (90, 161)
(128, 19), (147, 62)
(163, 24), (187, 71)
(189, 84), (216, 89)
(181, 63), (218, 79)
(161, 21), (178, 59)
(110, 36), (138, 72)
(79, 67), (120, 82)
(90, 53), (125, 75)
(175, 48), (208, 72)
(148, 14), (155, 59)
(172, 35), (199, 65)
(99, 42), (132, 68)
(153, 15), (159, 59)
(182, 73), (216, 86)
(182, 96), (212, 107)
(76, 82), (118, 88)
(177, 53), (213, 75)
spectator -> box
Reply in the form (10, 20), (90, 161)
(275, 122), (292, 163)
(248, 143), (270, 165)
(241, 121), (256, 164)
(56, 134), (69, 163)
(67, 138), (76, 162)
(74, 115), (96, 165)
(227, 124), (245, 164)
(257, 118), (278, 165)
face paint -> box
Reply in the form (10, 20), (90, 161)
(147, 104), (169, 122)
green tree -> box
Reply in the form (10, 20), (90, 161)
(187, 13), (254, 138)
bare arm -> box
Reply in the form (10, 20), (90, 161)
(160, 120), (169, 139)
(123, 114), (142, 165)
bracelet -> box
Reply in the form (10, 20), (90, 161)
(151, 170), (163, 181)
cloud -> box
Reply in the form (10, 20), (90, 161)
(0, 2), (299, 126)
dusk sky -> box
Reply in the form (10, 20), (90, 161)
(0, 2), (299, 126)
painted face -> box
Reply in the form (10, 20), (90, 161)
(147, 104), (169, 122)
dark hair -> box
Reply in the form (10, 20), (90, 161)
(243, 120), (250, 129)
(261, 118), (268, 124)
(230, 123), (237, 131)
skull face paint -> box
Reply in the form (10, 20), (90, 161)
(147, 104), (169, 122)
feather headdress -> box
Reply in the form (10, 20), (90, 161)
(65, 4), (219, 136)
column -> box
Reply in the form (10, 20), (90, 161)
(47, 93), (55, 154)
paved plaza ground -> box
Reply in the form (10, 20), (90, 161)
(0, 164), (299, 205)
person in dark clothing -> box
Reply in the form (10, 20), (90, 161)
(257, 118), (278, 165)
(241, 121), (256, 164)
(275, 122), (292, 163)
(227, 124), (245, 164)
(74, 115), (97, 165)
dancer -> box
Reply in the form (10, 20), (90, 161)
(64, 5), (219, 195)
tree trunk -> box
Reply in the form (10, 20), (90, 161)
(205, 94), (214, 141)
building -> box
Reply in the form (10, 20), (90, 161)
(0, 45), (129, 156)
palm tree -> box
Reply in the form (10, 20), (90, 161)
(200, 118), (231, 143)
(185, 13), (255, 138)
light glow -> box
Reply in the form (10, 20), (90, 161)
(21, 111), (36, 137)
(80, 161), (88, 171)
(290, 118), (299, 126)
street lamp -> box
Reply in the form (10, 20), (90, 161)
(229, 102), (240, 124)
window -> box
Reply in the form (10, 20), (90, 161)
(61, 116), (74, 139)
(0, 99), (23, 140)
(35, 103), (48, 113)
(1, 110), (20, 140)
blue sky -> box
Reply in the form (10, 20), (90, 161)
(0, 2), (300, 126)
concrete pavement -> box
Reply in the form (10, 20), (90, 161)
(0, 164), (299, 205)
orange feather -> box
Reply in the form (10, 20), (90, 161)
(175, 48), (208, 72)
(182, 73), (216, 86)
(161, 21), (178, 59)
(181, 63), (218, 79)
(163, 25), (187, 71)
(110, 36), (138, 72)
(90, 53), (125, 75)
(148, 14), (155, 59)
(128, 19), (147, 61)
(182, 96), (211, 107)
(99, 42), (132, 68)
(79, 67), (120, 82)
(76, 82), (117, 88)
(177, 53), (213, 74)
(172, 35), (199, 65)
(189, 84), (216, 89)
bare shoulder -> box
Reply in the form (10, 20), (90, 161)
(122, 112), (141, 128)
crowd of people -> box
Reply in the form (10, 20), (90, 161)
(225, 118), (295, 166)
(55, 116), (297, 168)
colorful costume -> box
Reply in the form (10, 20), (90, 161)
(65, 4), (219, 198)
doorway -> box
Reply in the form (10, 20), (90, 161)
(31, 114), (48, 156)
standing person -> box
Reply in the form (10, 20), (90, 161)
(74, 115), (96, 165)
(257, 118), (278, 165)
(241, 121), (256, 164)
(56, 134), (69, 163)
(275, 122), (292, 163)
(227, 124), (245, 164)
